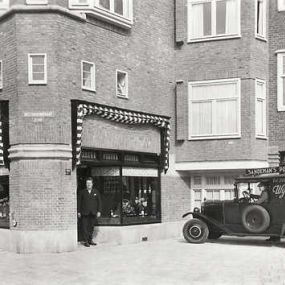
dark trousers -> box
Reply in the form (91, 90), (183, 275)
(81, 213), (97, 243)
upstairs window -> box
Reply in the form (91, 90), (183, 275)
(116, 70), (128, 98)
(256, 0), (266, 39)
(0, 61), (2, 89)
(81, 61), (96, 92)
(0, 0), (9, 13)
(188, 78), (241, 139)
(69, 0), (133, 29)
(28, 54), (47, 85)
(187, 0), (240, 42)
(255, 79), (266, 138)
(277, 52), (285, 111)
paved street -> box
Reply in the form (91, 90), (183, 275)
(0, 236), (285, 285)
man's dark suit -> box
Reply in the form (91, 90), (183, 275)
(78, 187), (102, 243)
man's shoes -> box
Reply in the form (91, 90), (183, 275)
(266, 236), (280, 242)
(88, 240), (97, 246)
(84, 242), (90, 247)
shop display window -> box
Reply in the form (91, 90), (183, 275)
(0, 180), (9, 229)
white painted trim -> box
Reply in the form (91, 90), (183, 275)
(278, 0), (285, 11)
(81, 60), (96, 92)
(0, 0), (9, 12)
(26, 0), (48, 5)
(277, 52), (285, 111)
(255, 0), (267, 40)
(8, 144), (72, 160)
(175, 160), (269, 171)
(28, 53), (47, 85)
(255, 78), (267, 138)
(116, 69), (128, 99)
(188, 78), (241, 140)
(0, 167), (9, 175)
(0, 60), (2, 89)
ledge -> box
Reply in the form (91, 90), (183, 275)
(8, 144), (72, 160)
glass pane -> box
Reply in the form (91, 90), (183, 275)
(206, 176), (220, 185)
(256, 100), (264, 135)
(32, 65), (45, 73)
(31, 55), (44, 65)
(83, 71), (91, 88)
(122, 176), (160, 225)
(216, 0), (226, 35)
(117, 71), (127, 96)
(191, 101), (212, 135)
(225, 0), (237, 34)
(213, 190), (220, 200)
(99, 0), (110, 10)
(257, 0), (263, 35)
(194, 190), (202, 200)
(32, 72), (45, 81)
(114, 0), (123, 15)
(203, 2), (212, 36)
(192, 3), (204, 38)
(206, 190), (213, 200)
(225, 190), (234, 200)
(283, 77), (285, 106)
(216, 99), (238, 134)
(282, 56), (285, 74)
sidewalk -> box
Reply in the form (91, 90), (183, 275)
(1, 237), (285, 285)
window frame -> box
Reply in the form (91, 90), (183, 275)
(116, 69), (128, 99)
(0, 0), (9, 13)
(255, 78), (267, 139)
(188, 78), (241, 140)
(25, 0), (48, 4)
(278, 0), (285, 11)
(187, 0), (241, 43)
(28, 53), (47, 85)
(0, 60), (2, 90)
(255, 0), (267, 40)
(277, 52), (285, 111)
(81, 60), (96, 92)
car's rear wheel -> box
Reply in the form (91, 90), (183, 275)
(183, 218), (209, 243)
(241, 205), (270, 234)
(208, 232), (222, 240)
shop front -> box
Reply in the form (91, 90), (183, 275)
(72, 101), (170, 244)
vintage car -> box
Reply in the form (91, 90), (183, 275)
(182, 170), (285, 243)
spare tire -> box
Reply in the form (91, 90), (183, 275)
(241, 205), (270, 234)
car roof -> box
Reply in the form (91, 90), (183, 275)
(235, 173), (285, 183)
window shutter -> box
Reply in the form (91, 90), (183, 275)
(176, 81), (188, 140)
(175, 0), (186, 45)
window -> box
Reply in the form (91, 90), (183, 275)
(255, 79), (266, 138)
(206, 189), (220, 200)
(0, 61), (2, 89)
(224, 176), (234, 185)
(0, 177), (9, 229)
(187, 0), (240, 42)
(69, 0), (133, 29)
(206, 176), (220, 185)
(224, 189), (234, 200)
(116, 70), (128, 98)
(193, 176), (202, 186)
(193, 189), (202, 208)
(81, 61), (96, 92)
(278, 0), (285, 11)
(0, 0), (9, 13)
(277, 52), (285, 111)
(256, 0), (266, 39)
(28, 54), (47, 84)
(188, 78), (241, 139)
(26, 0), (48, 4)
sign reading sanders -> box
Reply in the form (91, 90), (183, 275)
(272, 177), (285, 199)
(246, 166), (285, 176)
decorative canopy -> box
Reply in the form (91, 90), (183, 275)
(75, 102), (171, 172)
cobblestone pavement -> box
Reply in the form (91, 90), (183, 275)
(1, 236), (285, 285)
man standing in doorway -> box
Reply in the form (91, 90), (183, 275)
(78, 177), (102, 247)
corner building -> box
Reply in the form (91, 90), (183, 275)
(0, 0), (188, 253)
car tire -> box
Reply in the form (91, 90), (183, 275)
(208, 232), (222, 240)
(183, 218), (209, 244)
(241, 205), (270, 234)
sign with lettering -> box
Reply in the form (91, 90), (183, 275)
(272, 177), (285, 199)
(245, 167), (285, 176)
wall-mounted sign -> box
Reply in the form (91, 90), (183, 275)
(245, 167), (283, 176)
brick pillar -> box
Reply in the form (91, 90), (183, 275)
(8, 144), (77, 253)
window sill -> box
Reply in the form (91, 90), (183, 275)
(69, 5), (133, 29)
(28, 82), (47, 85)
(117, 94), (128, 100)
(82, 87), (96, 93)
(188, 34), (241, 43)
(256, 135), (268, 140)
(255, 35), (267, 42)
(188, 135), (241, 141)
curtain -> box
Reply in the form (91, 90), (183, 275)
(192, 3), (204, 38)
(226, 0), (237, 34)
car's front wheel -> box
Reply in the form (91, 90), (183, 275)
(183, 218), (209, 244)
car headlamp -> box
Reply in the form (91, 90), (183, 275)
(193, 207), (200, 213)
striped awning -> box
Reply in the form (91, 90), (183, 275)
(0, 121), (4, 165)
(75, 103), (171, 172)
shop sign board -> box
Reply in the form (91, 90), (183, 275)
(245, 166), (285, 176)
(272, 176), (285, 200)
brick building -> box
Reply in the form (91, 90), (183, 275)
(0, 0), (284, 253)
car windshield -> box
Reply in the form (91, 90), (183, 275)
(236, 182), (261, 199)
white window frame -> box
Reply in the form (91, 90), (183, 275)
(28, 53), (47, 85)
(0, 0), (9, 12)
(81, 60), (96, 92)
(255, 78), (267, 138)
(187, 0), (241, 42)
(278, 0), (285, 11)
(69, 0), (133, 29)
(188, 78), (241, 140)
(26, 0), (48, 4)
(255, 0), (266, 40)
(116, 69), (128, 99)
(0, 60), (2, 89)
(277, 51), (285, 111)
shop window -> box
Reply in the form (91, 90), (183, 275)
(28, 54), (47, 84)
(188, 78), (241, 139)
(224, 189), (235, 200)
(255, 79), (266, 138)
(187, 0), (240, 42)
(193, 189), (202, 208)
(256, 0), (266, 39)
(277, 52), (285, 111)
(206, 189), (220, 200)
(81, 61), (96, 92)
(0, 60), (2, 89)
(206, 176), (220, 185)
(116, 70), (128, 98)
(0, 177), (9, 229)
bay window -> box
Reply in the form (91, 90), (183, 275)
(187, 0), (240, 41)
(255, 79), (266, 138)
(188, 78), (241, 139)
